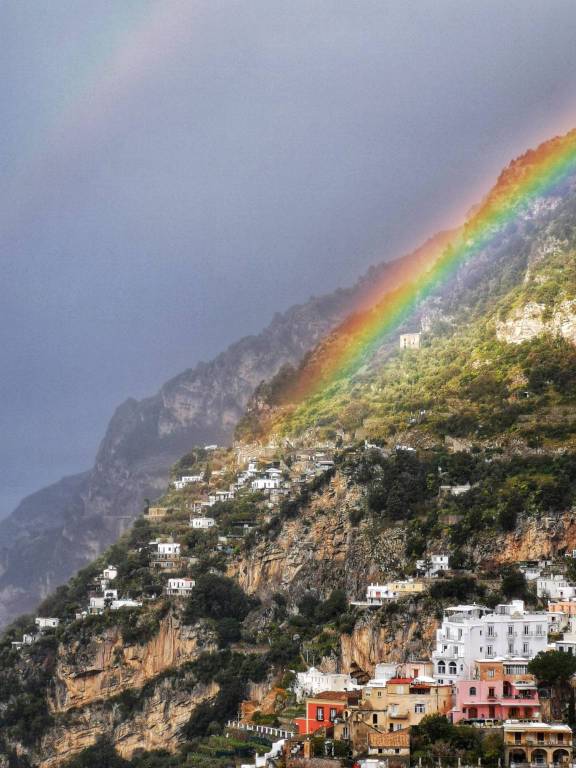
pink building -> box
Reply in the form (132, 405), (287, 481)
(452, 658), (540, 724)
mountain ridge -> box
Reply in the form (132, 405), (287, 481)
(0, 231), (452, 628)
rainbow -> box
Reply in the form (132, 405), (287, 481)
(277, 128), (576, 418)
(2, 2), (203, 234)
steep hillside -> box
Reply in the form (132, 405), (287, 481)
(0, 234), (451, 629)
(3, 130), (576, 767)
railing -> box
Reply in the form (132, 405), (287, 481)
(226, 720), (295, 739)
(389, 710), (409, 719)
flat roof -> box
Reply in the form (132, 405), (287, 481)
(503, 721), (572, 731)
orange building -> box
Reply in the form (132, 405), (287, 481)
(294, 691), (360, 735)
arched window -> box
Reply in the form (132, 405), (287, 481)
(469, 686), (477, 696)
(437, 661), (446, 674)
(449, 661), (457, 675)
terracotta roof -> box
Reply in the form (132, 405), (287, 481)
(311, 691), (359, 702)
(388, 677), (414, 684)
(369, 729), (411, 749)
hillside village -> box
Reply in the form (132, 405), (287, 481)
(7, 425), (576, 768)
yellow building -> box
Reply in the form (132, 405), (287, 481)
(145, 506), (172, 521)
(503, 721), (572, 767)
(334, 675), (452, 753)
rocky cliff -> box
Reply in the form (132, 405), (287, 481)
(35, 615), (217, 767)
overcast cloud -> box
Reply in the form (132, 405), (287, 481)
(2, 0), (576, 516)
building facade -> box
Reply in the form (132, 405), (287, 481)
(334, 676), (452, 752)
(294, 691), (360, 736)
(433, 601), (550, 683)
(452, 658), (540, 724)
(503, 721), (572, 767)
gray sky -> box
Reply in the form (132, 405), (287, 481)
(2, 0), (576, 517)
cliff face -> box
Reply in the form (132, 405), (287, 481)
(50, 615), (208, 711)
(41, 679), (219, 768)
(227, 471), (399, 603)
(31, 614), (218, 767)
(0, 236), (451, 630)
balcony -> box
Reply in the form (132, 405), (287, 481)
(388, 710), (409, 719)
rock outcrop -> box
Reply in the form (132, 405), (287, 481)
(496, 299), (576, 345)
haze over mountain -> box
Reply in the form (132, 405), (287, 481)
(3, 0), (576, 520)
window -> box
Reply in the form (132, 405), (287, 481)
(524, 625), (530, 636)
(523, 642), (529, 654)
(415, 703), (425, 714)
(536, 625), (543, 636)
(449, 662), (457, 675)
(437, 661), (446, 674)
(372, 713), (378, 725)
(508, 642), (515, 654)
(316, 707), (324, 722)
(469, 687), (477, 696)
(488, 687), (495, 698)
(515, 733), (522, 744)
(508, 625), (514, 636)
(329, 708), (337, 722)
(487, 625), (495, 637)
(487, 645), (493, 657)
(488, 669), (495, 678)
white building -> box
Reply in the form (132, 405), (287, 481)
(11, 633), (39, 649)
(362, 579), (425, 606)
(251, 477), (281, 491)
(293, 667), (360, 701)
(35, 617), (59, 630)
(89, 589), (142, 613)
(519, 563), (543, 582)
(112, 598), (142, 610)
(102, 566), (118, 581)
(165, 577), (195, 596)
(440, 483), (471, 496)
(151, 541), (181, 556)
(556, 619), (576, 654)
(174, 474), (204, 490)
(433, 601), (550, 684)
(536, 574), (576, 600)
(189, 516), (216, 529)
(209, 490), (235, 503)
(416, 554), (450, 577)
(399, 332), (421, 350)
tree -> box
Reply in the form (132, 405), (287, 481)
(183, 574), (254, 625)
(529, 650), (576, 721)
(528, 650), (576, 686)
(501, 569), (527, 600)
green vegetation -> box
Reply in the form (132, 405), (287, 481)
(412, 715), (503, 765)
